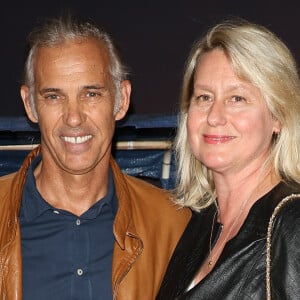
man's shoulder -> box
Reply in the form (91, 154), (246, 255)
(110, 157), (168, 193)
(110, 157), (191, 218)
(122, 173), (190, 216)
(123, 173), (170, 197)
(0, 172), (20, 211)
(0, 171), (18, 187)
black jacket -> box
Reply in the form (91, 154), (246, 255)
(156, 182), (300, 300)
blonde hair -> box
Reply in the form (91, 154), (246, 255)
(174, 19), (300, 211)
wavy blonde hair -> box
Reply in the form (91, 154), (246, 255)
(174, 19), (300, 211)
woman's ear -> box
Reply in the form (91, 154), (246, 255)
(20, 85), (38, 123)
(272, 118), (281, 135)
(115, 80), (131, 121)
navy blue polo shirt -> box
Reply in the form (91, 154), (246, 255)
(20, 156), (118, 300)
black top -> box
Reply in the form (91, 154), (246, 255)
(156, 181), (300, 299)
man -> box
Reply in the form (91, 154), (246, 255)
(0, 17), (190, 299)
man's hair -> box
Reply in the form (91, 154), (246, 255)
(174, 18), (300, 211)
(23, 16), (129, 117)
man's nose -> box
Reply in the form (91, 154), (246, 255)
(63, 99), (86, 127)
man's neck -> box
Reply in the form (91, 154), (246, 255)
(34, 161), (110, 216)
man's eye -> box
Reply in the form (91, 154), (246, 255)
(45, 94), (59, 100)
(87, 92), (99, 97)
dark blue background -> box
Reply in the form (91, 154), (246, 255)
(1, 0), (299, 116)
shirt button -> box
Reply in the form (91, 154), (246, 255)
(76, 219), (81, 226)
(53, 210), (60, 214)
(77, 268), (84, 276)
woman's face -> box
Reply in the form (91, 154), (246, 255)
(187, 49), (281, 175)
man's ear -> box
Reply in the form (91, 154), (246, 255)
(115, 80), (131, 121)
(20, 85), (38, 123)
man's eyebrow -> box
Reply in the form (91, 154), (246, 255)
(83, 85), (107, 90)
(40, 88), (61, 93)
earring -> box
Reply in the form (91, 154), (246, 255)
(272, 131), (280, 143)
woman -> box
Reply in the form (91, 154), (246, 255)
(156, 19), (300, 299)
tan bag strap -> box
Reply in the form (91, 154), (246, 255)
(266, 193), (300, 300)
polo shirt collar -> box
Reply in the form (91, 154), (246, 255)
(21, 155), (117, 221)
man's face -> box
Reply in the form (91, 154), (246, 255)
(21, 39), (130, 175)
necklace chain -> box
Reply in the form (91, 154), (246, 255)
(207, 190), (254, 268)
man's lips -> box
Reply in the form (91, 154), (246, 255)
(203, 134), (235, 144)
(60, 135), (92, 144)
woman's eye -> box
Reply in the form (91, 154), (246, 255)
(195, 94), (211, 102)
(232, 95), (245, 102)
(201, 95), (210, 101)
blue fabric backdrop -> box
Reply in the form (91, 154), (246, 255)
(0, 114), (178, 189)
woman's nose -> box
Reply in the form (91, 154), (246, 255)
(207, 101), (227, 127)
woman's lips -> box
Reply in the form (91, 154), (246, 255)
(203, 134), (235, 144)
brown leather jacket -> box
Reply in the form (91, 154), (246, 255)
(0, 147), (191, 300)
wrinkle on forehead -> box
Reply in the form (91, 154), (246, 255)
(34, 39), (113, 88)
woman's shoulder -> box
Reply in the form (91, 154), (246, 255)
(272, 181), (300, 214)
(272, 192), (300, 221)
(270, 184), (300, 236)
(263, 181), (300, 211)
